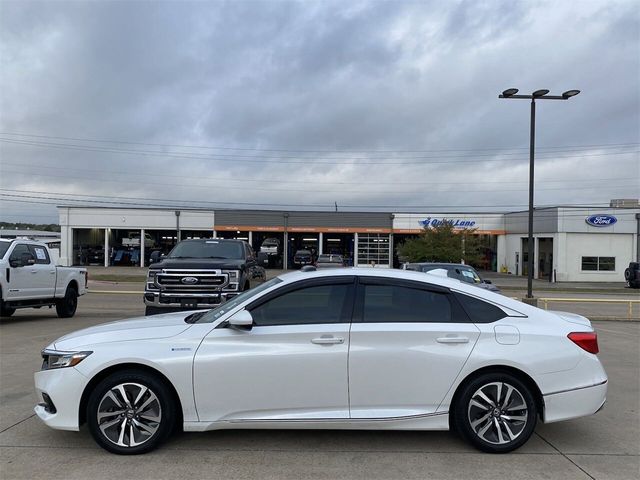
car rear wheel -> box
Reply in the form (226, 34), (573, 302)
(87, 370), (176, 454)
(1, 305), (15, 317)
(55, 285), (78, 318)
(453, 373), (537, 453)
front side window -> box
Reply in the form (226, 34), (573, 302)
(197, 277), (283, 323)
(9, 244), (30, 261)
(250, 283), (352, 326)
(362, 284), (452, 323)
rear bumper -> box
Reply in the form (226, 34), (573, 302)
(543, 380), (607, 423)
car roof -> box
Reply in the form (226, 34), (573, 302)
(275, 267), (528, 316)
(409, 262), (473, 268)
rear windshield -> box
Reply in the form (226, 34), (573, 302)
(168, 240), (244, 259)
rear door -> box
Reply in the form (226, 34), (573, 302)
(348, 277), (481, 419)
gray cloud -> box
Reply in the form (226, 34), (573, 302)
(0, 0), (638, 223)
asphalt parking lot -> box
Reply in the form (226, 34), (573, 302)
(1, 292), (638, 480)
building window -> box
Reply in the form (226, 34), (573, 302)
(357, 234), (390, 266)
(581, 256), (615, 272)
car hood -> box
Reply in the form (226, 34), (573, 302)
(551, 310), (593, 328)
(151, 258), (245, 270)
(53, 311), (193, 350)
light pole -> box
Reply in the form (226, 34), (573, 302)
(499, 88), (580, 302)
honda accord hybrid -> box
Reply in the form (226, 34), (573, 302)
(34, 268), (607, 454)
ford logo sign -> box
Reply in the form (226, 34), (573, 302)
(585, 215), (617, 227)
(181, 276), (199, 285)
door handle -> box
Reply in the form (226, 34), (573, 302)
(30, 270), (38, 274)
(436, 336), (469, 344)
(311, 336), (344, 345)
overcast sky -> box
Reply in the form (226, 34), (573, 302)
(0, 0), (638, 223)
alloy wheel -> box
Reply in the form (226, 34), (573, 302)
(467, 381), (528, 445)
(96, 382), (162, 447)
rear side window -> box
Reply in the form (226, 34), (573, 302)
(455, 293), (507, 323)
(362, 284), (452, 323)
(28, 245), (50, 264)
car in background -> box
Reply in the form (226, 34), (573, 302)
(293, 249), (314, 268)
(624, 262), (640, 289)
(316, 254), (344, 269)
(144, 238), (261, 316)
(0, 239), (87, 318)
(404, 262), (500, 293)
(34, 267), (607, 455)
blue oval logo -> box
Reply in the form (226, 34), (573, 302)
(181, 276), (199, 284)
(585, 215), (617, 227)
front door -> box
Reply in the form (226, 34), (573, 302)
(193, 277), (355, 421)
(5, 244), (33, 301)
(348, 277), (480, 418)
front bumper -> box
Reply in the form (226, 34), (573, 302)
(143, 291), (239, 309)
(34, 367), (88, 431)
(543, 380), (608, 423)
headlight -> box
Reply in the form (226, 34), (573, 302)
(41, 350), (92, 370)
(223, 270), (239, 281)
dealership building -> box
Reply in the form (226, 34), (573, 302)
(57, 203), (639, 282)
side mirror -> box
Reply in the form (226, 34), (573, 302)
(149, 251), (161, 264)
(228, 310), (253, 331)
(484, 279), (493, 284)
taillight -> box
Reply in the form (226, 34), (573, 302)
(568, 332), (599, 354)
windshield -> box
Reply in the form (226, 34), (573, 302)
(0, 242), (10, 259)
(262, 239), (278, 246)
(168, 240), (243, 259)
(455, 267), (482, 284)
(193, 277), (283, 323)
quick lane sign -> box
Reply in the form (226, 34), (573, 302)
(418, 217), (476, 228)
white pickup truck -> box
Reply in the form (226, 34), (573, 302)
(0, 238), (87, 318)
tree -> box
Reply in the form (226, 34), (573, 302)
(397, 222), (484, 265)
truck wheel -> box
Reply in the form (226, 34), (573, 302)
(56, 285), (78, 318)
(624, 268), (631, 281)
(1, 305), (15, 317)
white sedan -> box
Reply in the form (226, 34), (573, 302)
(34, 268), (607, 454)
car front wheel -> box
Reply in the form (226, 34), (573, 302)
(453, 373), (537, 453)
(87, 370), (176, 454)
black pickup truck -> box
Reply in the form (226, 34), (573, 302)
(144, 239), (263, 315)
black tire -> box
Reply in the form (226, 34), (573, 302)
(452, 372), (537, 453)
(630, 280), (640, 289)
(86, 369), (176, 455)
(624, 268), (631, 281)
(1, 305), (16, 317)
(145, 306), (163, 316)
(55, 285), (78, 318)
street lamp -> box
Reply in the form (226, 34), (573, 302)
(499, 88), (580, 302)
